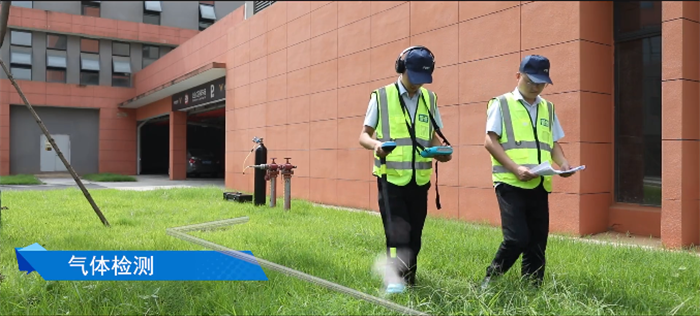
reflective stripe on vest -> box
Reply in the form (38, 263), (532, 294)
(372, 84), (436, 186)
(490, 93), (555, 192)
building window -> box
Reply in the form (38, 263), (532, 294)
(253, 1), (276, 15)
(10, 30), (32, 46)
(9, 30), (32, 81)
(11, 1), (33, 8)
(198, 3), (216, 31)
(613, 1), (662, 207)
(80, 38), (100, 53)
(81, 1), (100, 17)
(46, 49), (68, 83)
(111, 42), (131, 87)
(80, 38), (100, 85)
(46, 34), (67, 83)
(142, 45), (160, 68)
(143, 1), (162, 25)
(112, 57), (131, 87)
(112, 41), (130, 57)
(47, 34), (67, 50)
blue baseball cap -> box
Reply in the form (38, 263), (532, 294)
(404, 48), (435, 85)
(519, 55), (553, 85)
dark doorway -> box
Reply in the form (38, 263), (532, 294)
(139, 117), (169, 175)
(186, 105), (225, 178)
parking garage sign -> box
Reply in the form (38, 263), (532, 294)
(172, 77), (226, 111)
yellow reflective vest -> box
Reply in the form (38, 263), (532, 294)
(488, 92), (555, 192)
(372, 83), (437, 186)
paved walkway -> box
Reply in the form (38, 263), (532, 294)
(0, 175), (225, 191)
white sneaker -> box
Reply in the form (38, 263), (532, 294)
(385, 283), (406, 294)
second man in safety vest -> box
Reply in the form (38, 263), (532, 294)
(359, 46), (452, 294)
(481, 54), (575, 290)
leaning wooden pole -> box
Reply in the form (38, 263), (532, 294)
(0, 1), (110, 227)
(0, 1), (8, 228)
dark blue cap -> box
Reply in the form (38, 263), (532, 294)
(404, 48), (434, 85)
(519, 55), (553, 85)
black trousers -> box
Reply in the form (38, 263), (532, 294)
(485, 182), (550, 283)
(376, 176), (430, 286)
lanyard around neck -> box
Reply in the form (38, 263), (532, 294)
(394, 83), (426, 152)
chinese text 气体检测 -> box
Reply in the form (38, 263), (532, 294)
(68, 255), (154, 277)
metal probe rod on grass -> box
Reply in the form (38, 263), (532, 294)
(167, 218), (429, 316)
(0, 1), (110, 228)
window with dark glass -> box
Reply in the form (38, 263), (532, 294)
(46, 34), (68, 83)
(80, 38), (100, 85)
(80, 71), (99, 86)
(111, 42), (132, 87)
(198, 3), (216, 31)
(81, 1), (100, 17)
(144, 1), (162, 25)
(9, 30), (32, 81)
(112, 41), (130, 57)
(143, 12), (160, 25)
(11, 1), (33, 9)
(47, 34), (67, 50)
(613, 1), (662, 207)
(142, 45), (160, 68)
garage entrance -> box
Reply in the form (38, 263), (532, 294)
(138, 115), (169, 175)
(186, 103), (225, 179)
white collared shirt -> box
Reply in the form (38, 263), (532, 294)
(485, 88), (565, 142)
(363, 75), (444, 129)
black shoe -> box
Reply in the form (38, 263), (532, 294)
(406, 275), (416, 287)
(521, 273), (543, 289)
(400, 271), (415, 287)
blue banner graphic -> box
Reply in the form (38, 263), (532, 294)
(15, 243), (268, 281)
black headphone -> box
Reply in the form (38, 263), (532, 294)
(394, 45), (436, 74)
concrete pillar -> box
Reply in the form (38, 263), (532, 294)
(169, 111), (187, 180)
(660, 1), (700, 248)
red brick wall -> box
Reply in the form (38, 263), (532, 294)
(222, 1), (614, 237)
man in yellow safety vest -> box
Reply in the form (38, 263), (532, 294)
(359, 46), (452, 294)
(481, 55), (576, 290)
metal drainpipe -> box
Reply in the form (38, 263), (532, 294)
(136, 119), (151, 175)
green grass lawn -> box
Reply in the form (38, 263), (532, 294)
(0, 174), (43, 185)
(1, 188), (699, 315)
(81, 173), (137, 182)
